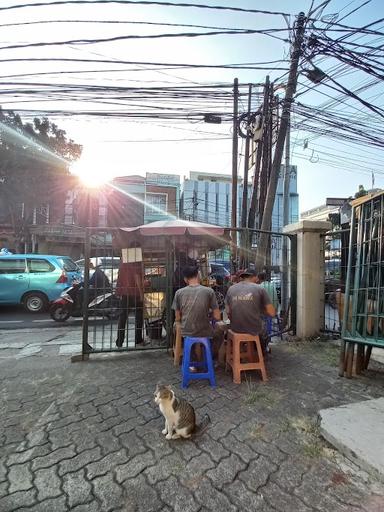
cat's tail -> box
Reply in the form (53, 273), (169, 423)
(194, 413), (211, 436)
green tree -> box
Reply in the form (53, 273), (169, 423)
(0, 109), (82, 249)
(354, 184), (368, 199)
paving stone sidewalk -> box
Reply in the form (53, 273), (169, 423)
(1, 341), (384, 512)
(0, 328), (83, 360)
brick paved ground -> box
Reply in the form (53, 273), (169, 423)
(1, 341), (384, 512)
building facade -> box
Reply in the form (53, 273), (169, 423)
(144, 173), (180, 223)
(1, 167), (298, 258)
(180, 166), (299, 232)
(28, 173), (180, 257)
(301, 204), (340, 222)
(106, 175), (145, 228)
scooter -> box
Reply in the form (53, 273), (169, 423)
(50, 281), (120, 322)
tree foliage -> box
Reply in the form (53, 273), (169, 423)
(354, 184), (368, 199)
(0, 109), (82, 247)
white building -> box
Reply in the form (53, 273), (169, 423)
(180, 166), (299, 232)
(301, 204), (340, 222)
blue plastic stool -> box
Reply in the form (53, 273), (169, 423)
(181, 337), (216, 389)
(266, 317), (273, 336)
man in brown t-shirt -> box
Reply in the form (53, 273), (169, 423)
(225, 269), (275, 349)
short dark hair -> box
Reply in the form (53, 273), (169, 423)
(257, 271), (267, 282)
(239, 268), (257, 278)
(182, 265), (199, 279)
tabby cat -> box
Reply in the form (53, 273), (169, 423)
(154, 384), (209, 440)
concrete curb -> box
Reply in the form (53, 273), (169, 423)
(320, 398), (384, 481)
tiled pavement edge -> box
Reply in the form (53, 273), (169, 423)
(0, 328), (83, 360)
(1, 341), (384, 512)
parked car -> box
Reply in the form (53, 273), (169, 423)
(325, 258), (342, 308)
(210, 259), (231, 272)
(75, 257), (120, 285)
(209, 262), (230, 286)
(0, 254), (81, 313)
(324, 258), (343, 309)
(325, 258), (341, 278)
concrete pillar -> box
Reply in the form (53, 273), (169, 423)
(283, 220), (331, 338)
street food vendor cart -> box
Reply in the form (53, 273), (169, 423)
(81, 220), (230, 356)
(116, 219), (231, 349)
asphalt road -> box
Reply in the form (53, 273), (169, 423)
(0, 305), (113, 329)
(0, 305), (77, 329)
(1, 303), (340, 332)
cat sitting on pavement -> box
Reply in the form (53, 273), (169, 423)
(154, 384), (210, 440)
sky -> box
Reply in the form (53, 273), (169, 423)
(1, 0), (384, 212)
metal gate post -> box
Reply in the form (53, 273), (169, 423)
(289, 234), (297, 335)
(81, 228), (90, 358)
(281, 233), (289, 316)
(165, 241), (174, 349)
(340, 204), (356, 376)
(247, 228), (252, 268)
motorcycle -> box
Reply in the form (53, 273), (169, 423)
(50, 281), (120, 322)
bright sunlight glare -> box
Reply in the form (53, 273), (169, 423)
(70, 157), (112, 189)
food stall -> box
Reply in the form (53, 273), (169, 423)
(116, 219), (231, 348)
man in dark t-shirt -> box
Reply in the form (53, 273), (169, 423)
(89, 262), (110, 292)
(225, 269), (275, 344)
(115, 259), (144, 347)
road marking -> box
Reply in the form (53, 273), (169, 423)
(0, 320), (23, 324)
(32, 318), (83, 323)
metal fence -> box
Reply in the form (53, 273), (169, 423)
(79, 226), (296, 357)
(321, 229), (350, 336)
(343, 192), (384, 347)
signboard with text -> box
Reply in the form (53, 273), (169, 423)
(146, 173), (180, 186)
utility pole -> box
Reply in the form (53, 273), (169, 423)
(283, 114), (291, 228)
(281, 113), (290, 314)
(241, 84), (252, 229)
(239, 84), (253, 268)
(258, 83), (273, 229)
(248, 76), (270, 230)
(231, 78), (239, 230)
(257, 12), (306, 266)
(192, 189), (198, 221)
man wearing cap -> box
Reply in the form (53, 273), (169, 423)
(225, 268), (275, 351)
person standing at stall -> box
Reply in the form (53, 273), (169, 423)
(115, 247), (144, 347)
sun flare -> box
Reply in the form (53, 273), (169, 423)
(71, 158), (111, 188)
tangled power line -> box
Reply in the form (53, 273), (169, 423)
(0, 0), (384, 179)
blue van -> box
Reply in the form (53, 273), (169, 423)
(0, 254), (81, 313)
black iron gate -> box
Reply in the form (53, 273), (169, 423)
(79, 225), (296, 357)
(321, 229), (349, 336)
